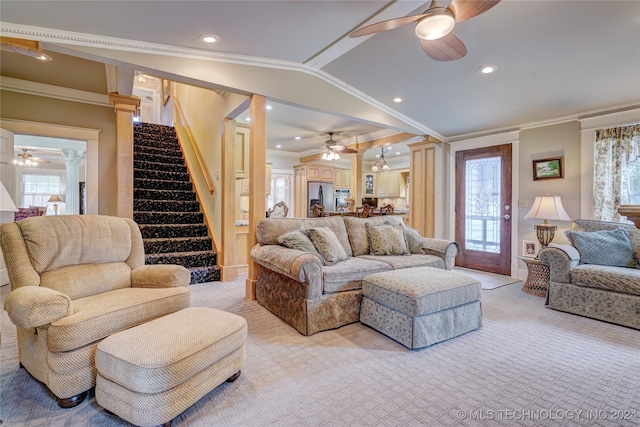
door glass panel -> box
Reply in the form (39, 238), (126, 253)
(465, 157), (501, 253)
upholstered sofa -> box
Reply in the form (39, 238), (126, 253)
(250, 215), (460, 335)
(1, 215), (192, 407)
(538, 219), (640, 329)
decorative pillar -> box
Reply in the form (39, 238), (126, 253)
(61, 149), (84, 215)
(109, 93), (140, 219)
(351, 152), (364, 206)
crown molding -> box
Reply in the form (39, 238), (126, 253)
(0, 76), (111, 107)
(1, 22), (443, 140)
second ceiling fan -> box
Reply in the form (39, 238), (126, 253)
(350, 0), (501, 61)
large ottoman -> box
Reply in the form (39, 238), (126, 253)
(360, 267), (482, 349)
(95, 307), (247, 427)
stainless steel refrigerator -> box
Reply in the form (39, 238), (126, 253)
(307, 182), (334, 217)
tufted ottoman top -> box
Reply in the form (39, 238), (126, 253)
(362, 267), (481, 317)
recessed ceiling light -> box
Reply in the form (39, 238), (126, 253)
(396, 152), (400, 155)
(266, 105), (273, 110)
(276, 144), (282, 148)
(36, 53), (51, 61)
(200, 34), (220, 44)
(294, 136), (301, 140)
(245, 117), (251, 122)
(393, 97), (403, 103)
(479, 64), (497, 74)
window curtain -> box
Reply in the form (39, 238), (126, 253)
(593, 124), (640, 222)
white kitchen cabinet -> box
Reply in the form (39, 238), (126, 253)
(375, 171), (401, 197)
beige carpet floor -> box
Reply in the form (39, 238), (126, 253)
(1, 278), (638, 427)
(452, 267), (522, 290)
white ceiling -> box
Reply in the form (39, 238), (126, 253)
(2, 1), (639, 162)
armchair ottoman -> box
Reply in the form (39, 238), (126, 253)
(1, 215), (191, 407)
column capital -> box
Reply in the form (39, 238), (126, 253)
(61, 148), (85, 165)
(108, 92), (140, 113)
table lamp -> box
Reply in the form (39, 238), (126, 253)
(524, 195), (571, 247)
(1, 182), (18, 213)
(47, 194), (62, 215)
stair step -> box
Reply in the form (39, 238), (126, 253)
(134, 199), (200, 213)
(134, 160), (187, 174)
(134, 189), (196, 202)
(134, 168), (190, 182)
(134, 151), (186, 165)
(188, 266), (221, 284)
(133, 211), (203, 225)
(134, 178), (193, 192)
(134, 138), (180, 151)
(134, 144), (182, 158)
(143, 236), (212, 254)
(139, 224), (209, 239)
(134, 123), (176, 134)
(145, 250), (217, 268)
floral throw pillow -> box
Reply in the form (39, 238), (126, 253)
(365, 223), (410, 256)
(403, 226), (424, 254)
(277, 229), (322, 258)
(305, 227), (348, 266)
(565, 227), (634, 267)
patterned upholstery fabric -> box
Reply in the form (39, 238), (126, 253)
(277, 229), (321, 257)
(360, 267), (482, 349)
(539, 219), (640, 330)
(365, 223), (409, 256)
(404, 226), (424, 254)
(14, 207), (40, 221)
(252, 215), (461, 336)
(96, 307), (247, 426)
(305, 227), (349, 266)
(565, 228), (635, 267)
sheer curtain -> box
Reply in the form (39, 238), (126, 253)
(593, 124), (640, 222)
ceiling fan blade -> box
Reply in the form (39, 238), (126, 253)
(447, 0), (501, 23)
(341, 148), (359, 154)
(350, 13), (426, 38)
(420, 32), (467, 61)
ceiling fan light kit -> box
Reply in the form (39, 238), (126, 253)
(350, 0), (501, 62)
(415, 8), (455, 40)
(14, 148), (39, 167)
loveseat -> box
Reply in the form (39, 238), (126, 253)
(251, 215), (460, 335)
(538, 219), (640, 329)
(1, 215), (192, 407)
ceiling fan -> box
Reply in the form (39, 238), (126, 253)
(349, 0), (501, 61)
(321, 132), (358, 160)
(13, 148), (51, 167)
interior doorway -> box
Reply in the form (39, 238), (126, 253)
(455, 144), (513, 275)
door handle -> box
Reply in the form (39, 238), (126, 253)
(502, 214), (511, 220)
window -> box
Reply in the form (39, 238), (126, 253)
(21, 172), (62, 209)
(630, 160), (640, 204)
(267, 173), (291, 211)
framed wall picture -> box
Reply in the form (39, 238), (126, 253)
(162, 79), (171, 106)
(533, 156), (563, 180)
(522, 240), (540, 258)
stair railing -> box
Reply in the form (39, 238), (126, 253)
(174, 100), (214, 195)
(173, 99), (220, 254)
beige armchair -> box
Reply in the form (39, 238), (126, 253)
(1, 215), (191, 408)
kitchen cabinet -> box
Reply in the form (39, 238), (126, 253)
(235, 124), (250, 179)
(308, 165), (334, 182)
(333, 168), (351, 189)
(375, 171), (401, 197)
(363, 173), (376, 197)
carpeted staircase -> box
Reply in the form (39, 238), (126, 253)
(133, 122), (220, 284)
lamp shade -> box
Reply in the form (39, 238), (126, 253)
(524, 196), (571, 221)
(47, 194), (62, 203)
(1, 181), (18, 212)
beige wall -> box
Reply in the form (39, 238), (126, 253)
(173, 83), (226, 236)
(0, 90), (117, 215)
(518, 121), (582, 248)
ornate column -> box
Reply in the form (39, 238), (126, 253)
(61, 149), (85, 215)
(109, 93), (140, 218)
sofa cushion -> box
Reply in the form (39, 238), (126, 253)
(344, 216), (405, 256)
(365, 223), (409, 256)
(358, 254), (445, 270)
(305, 227), (349, 266)
(322, 257), (393, 293)
(40, 262), (132, 300)
(403, 226), (424, 254)
(47, 287), (191, 352)
(257, 216), (352, 256)
(565, 228), (634, 267)
(277, 229), (322, 258)
(572, 220), (640, 268)
(571, 264), (640, 296)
